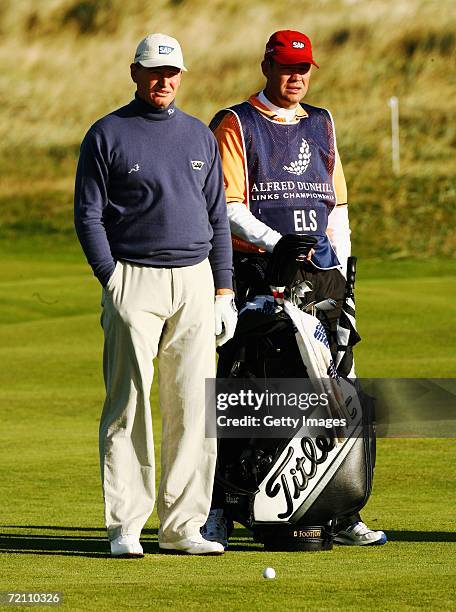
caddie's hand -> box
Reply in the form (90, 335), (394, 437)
(214, 293), (238, 347)
(297, 248), (315, 262)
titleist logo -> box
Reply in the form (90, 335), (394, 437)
(265, 436), (335, 519)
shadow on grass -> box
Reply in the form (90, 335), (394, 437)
(0, 526), (260, 556)
(386, 531), (456, 542)
(0, 533), (158, 557)
(0, 526), (156, 557)
(215, 528), (456, 549)
(3, 527), (451, 556)
(5, 525), (107, 533)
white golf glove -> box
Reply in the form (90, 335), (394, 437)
(214, 294), (238, 347)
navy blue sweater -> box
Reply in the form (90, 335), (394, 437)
(74, 95), (232, 289)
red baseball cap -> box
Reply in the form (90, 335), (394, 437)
(264, 30), (319, 68)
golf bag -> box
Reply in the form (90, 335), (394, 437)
(214, 236), (376, 551)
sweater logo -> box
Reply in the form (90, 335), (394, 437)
(191, 160), (205, 170)
(128, 163), (140, 174)
(283, 138), (311, 176)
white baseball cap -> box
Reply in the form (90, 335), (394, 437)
(133, 33), (187, 71)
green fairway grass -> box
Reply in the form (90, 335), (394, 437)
(0, 246), (455, 610)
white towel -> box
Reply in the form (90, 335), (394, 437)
(283, 300), (354, 426)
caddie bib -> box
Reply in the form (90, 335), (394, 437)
(226, 101), (340, 269)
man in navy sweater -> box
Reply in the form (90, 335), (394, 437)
(74, 33), (236, 557)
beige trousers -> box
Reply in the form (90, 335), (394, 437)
(99, 259), (216, 543)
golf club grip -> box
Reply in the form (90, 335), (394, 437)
(345, 256), (357, 298)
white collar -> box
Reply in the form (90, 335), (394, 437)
(258, 90), (299, 124)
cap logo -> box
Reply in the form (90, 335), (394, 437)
(159, 45), (174, 55)
(292, 41), (305, 49)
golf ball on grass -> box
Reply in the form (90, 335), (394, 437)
(263, 567), (276, 579)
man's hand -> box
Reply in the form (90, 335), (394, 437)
(214, 292), (238, 347)
(297, 248), (315, 262)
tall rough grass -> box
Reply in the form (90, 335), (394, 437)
(1, 0), (455, 257)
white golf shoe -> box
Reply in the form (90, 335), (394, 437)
(159, 533), (224, 555)
(334, 521), (387, 546)
(110, 535), (144, 558)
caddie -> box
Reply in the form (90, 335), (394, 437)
(74, 33), (237, 557)
(202, 29), (386, 548)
